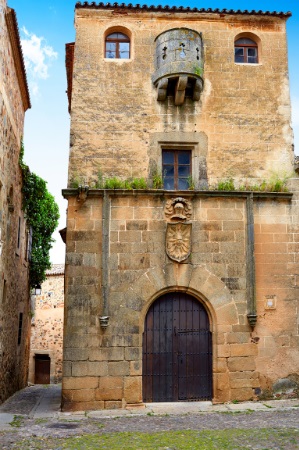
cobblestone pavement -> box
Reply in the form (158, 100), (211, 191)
(0, 385), (299, 449)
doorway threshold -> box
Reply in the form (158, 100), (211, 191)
(144, 401), (213, 415)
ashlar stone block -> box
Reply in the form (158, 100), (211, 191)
(124, 376), (142, 404)
(228, 356), (256, 372)
(96, 377), (124, 401)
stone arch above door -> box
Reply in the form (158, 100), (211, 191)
(121, 263), (239, 330)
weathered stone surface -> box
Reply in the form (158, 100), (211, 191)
(108, 361), (130, 377)
(228, 357), (256, 372)
(231, 388), (254, 401)
(95, 377), (123, 401)
(67, 389), (95, 402)
(0, 1), (31, 405)
(124, 376), (142, 404)
(230, 344), (258, 357)
(29, 267), (64, 384)
(63, 377), (99, 390)
(104, 400), (123, 409)
(62, 4), (299, 412)
(125, 347), (141, 361)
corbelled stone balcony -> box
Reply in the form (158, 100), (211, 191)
(152, 28), (204, 106)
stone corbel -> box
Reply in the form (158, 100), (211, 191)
(193, 78), (203, 101)
(77, 185), (89, 203)
(157, 78), (168, 101)
(174, 75), (188, 106)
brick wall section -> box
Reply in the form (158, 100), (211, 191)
(29, 267), (64, 384)
(0, 0), (30, 404)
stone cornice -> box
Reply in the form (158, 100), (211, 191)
(5, 7), (31, 111)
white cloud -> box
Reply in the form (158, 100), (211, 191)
(20, 27), (58, 95)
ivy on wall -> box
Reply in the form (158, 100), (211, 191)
(19, 141), (60, 288)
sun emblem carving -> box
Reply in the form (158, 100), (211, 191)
(164, 197), (192, 263)
(166, 222), (192, 262)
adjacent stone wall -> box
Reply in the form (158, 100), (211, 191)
(29, 265), (64, 384)
(254, 180), (299, 398)
(0, 0), (31, 404)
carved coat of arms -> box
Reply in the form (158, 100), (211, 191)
(164, 197), (192, 263)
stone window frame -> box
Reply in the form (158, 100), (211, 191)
(149, 132), (208, 190)
(234, 32), (261, 65)
(103, 26), (132, 61)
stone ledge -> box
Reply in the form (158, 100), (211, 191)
(62, 188), (293, 200)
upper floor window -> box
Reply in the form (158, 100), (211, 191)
(234, 38), (258, 64)
(163, 150), (191, 190)
(105, 32), (130, 59)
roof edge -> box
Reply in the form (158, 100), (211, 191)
(5, 7), (31, 111)
(46, 264), (65, 276)
(75, 2), (292, 18)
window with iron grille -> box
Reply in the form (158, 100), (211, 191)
(105, 32), (130, 59)
(234, 38), (258, 64)
(25, 226), (33, 262)
(18, 313), (23, 345)
(162, 150), (191, 190)
(17, 216), (21, 249)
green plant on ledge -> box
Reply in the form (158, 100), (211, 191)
(69, 173), (86, 188)
(216, 177), (235, 191)
(103, 177), (127, 189)
(152, 170), (163, 189)
(187, 175), (195, 190)
(215, 173), (290, 193)
(130, 177), (148, 189)
(69, 171), (291, 193)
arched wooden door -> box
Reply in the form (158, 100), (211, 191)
(143, 292), (212, 402)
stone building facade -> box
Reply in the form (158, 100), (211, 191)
(29, 265), (64, 385)
(0, 1), (31, 404)
(62, 3), (298, 411)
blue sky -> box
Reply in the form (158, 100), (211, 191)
(9, 0), (299, 263)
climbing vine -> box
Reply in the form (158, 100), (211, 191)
(19, 141), (60, 288)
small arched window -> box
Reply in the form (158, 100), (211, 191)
(105, 32), (130, 59)
(234, 38), (258, 64)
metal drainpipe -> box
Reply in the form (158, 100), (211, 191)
(100, 190), (110, 328)
(246, 192), (257, 328)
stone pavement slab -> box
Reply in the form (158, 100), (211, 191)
(1, 384), (299, 422)
(0, 385), (299, 450)
(0, 413), (15, 431)
(30, 384), (61, 419)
